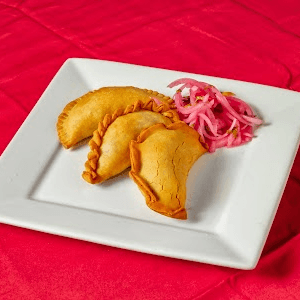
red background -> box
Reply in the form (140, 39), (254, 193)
(1, 0), (300, 299)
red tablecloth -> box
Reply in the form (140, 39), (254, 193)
(1, 1), (300, 299)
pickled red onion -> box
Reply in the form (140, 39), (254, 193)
(152, 97), (162, 105)
(168, 78), (263, 153)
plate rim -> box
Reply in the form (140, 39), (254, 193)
(1, 57), (300, 269)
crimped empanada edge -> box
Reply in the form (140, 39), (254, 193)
(82, 99), (179, 184)
(128, 122), (194, 220)
(142, 88), (175, 106)
(129, 165), (187, 220)
(135, 121), (200, 144)
(56, 87), (175, 149)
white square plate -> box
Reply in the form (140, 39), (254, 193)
(1, 58), (300, 269)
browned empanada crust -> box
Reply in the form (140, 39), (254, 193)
(82, 99), (179, 184)
(57, 86), (174, 149)
(129, 122), (207, 220)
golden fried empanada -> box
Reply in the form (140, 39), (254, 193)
(57, 86), (174, 148)
(82, 100), (179, 184)
(129, 122), (207, 220)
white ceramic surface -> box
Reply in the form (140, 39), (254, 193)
(1, 58), (300, 269)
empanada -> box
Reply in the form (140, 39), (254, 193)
(129, 122), (207, 220)
(82, 100), (179, 184)
(57, 86), (174, 148)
